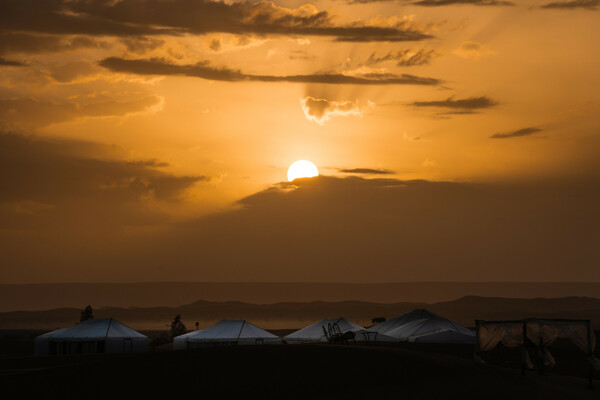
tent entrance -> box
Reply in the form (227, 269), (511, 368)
(123, 339), (133, 352)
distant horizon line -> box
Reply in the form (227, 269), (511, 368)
(2, 281), (600, 285)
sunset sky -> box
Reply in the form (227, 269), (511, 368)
(1, 0), (599, 283)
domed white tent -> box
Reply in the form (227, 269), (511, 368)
(34, 318), (148, 356)
(284, 318), (366, 343)
(176, 320), (281, 348)
(173, 329), (204, 350)
(368, 309), (475, 344)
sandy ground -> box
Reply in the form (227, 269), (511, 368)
(1, 343), (598, 399)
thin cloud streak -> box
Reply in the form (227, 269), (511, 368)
(99, 57), (442, 86)
(412, 96), (497, 110)
(366, 49), (436, 66)
(413, 0), (514, 5)
(0, 57), (25, 66)
(490, 127), (542, 139)
(338, 168), (395, 175)
(540, 0), (598, 8)
(347, 0), (512, 4)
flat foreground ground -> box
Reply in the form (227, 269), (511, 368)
(1, 344), (598, 399)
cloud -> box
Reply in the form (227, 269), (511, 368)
(289, 50), (313, 61)
(120, 37), (166, 54)
(0, 0), (172, 37)
(411, 96), (497, 114)
(453, 41), (495, 60)
(412, 96), (496, 109)
(99, 57), (442, 86)
(0, 0), (433, 43)
(0, 96), (164, 129)
(209, 38), (222, 52)
(347, 0), (512, 3)
(0, 32), (109, 56)
(366, 49), (436, 66)
(333, 33), (431, 43)
(412, 0), (514, 5)
(101, 175), (599, 282)
(301, 97), (373, 124)
(48, 61), (98, 83)
(338, 168), (394, 175)
(2, 171), (599, 282)
(0, 57), (25, 67)
(540, 0), (598, 8)
(490, 127), (542, 139)
(0, 133), (208, 231)
(348, 0), (395, 3)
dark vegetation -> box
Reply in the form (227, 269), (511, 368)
(170, 314), (187, 339)
(79, 305), (94, 322)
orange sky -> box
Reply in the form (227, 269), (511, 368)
(0, 0), (599, 283)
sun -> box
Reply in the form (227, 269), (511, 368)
(287, 160), (319, 182)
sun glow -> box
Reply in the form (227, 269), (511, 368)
(287, 160), (319, 182)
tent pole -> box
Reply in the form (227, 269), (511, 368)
(539, 336), (544, 375)
(475, 320), (480, 360)
(521, 319), (527, 376)
(587, 321), (594, 389)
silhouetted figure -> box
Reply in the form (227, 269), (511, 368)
(170, 314), (187, 340)
(80, 305), (94, 322)
(195, 321), (200, 330)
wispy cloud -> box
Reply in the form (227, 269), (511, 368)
(0, 96), (164, 129)
(347, 0), (512, 4)
(490, 127), (542, 139)
(413, 0), (514, 5)
(540, 0), (598, 8)
(412, 96), (497, 109)
(338, 168), (395, 175)
(453, 41), (495, 60)
(0, 57), (25, 66)
(411, 96), (497, 115)
(366, 49), (436, 66)
(100, 57), (442, 86)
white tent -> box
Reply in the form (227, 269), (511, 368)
(34, 318), (148, 356)
(284, 318), (366, 343)
(368, 309), (476, 344)
(173, 329), (203, 350)
(176, 320), (281, 347)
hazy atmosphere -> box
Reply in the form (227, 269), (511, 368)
(1, 0), (599, 283)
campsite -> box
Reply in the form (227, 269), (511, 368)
(1, 296), (599, 399)
(2, 0), (598, 396)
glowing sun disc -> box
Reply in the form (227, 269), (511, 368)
(287, 160), (319, 182)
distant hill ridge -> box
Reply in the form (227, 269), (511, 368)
(1, 295), (599, 330)
(2, 282), (600, 312)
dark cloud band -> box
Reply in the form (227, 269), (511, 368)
(0, 57), (25, 66)
(411, 96), (497, 110)
(100, 57), (442, 86)
(0, 0), (433, 44)
(540, 0), (598, 8)
(338, 168), (395, 175)
(490, 127), (542, 139)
